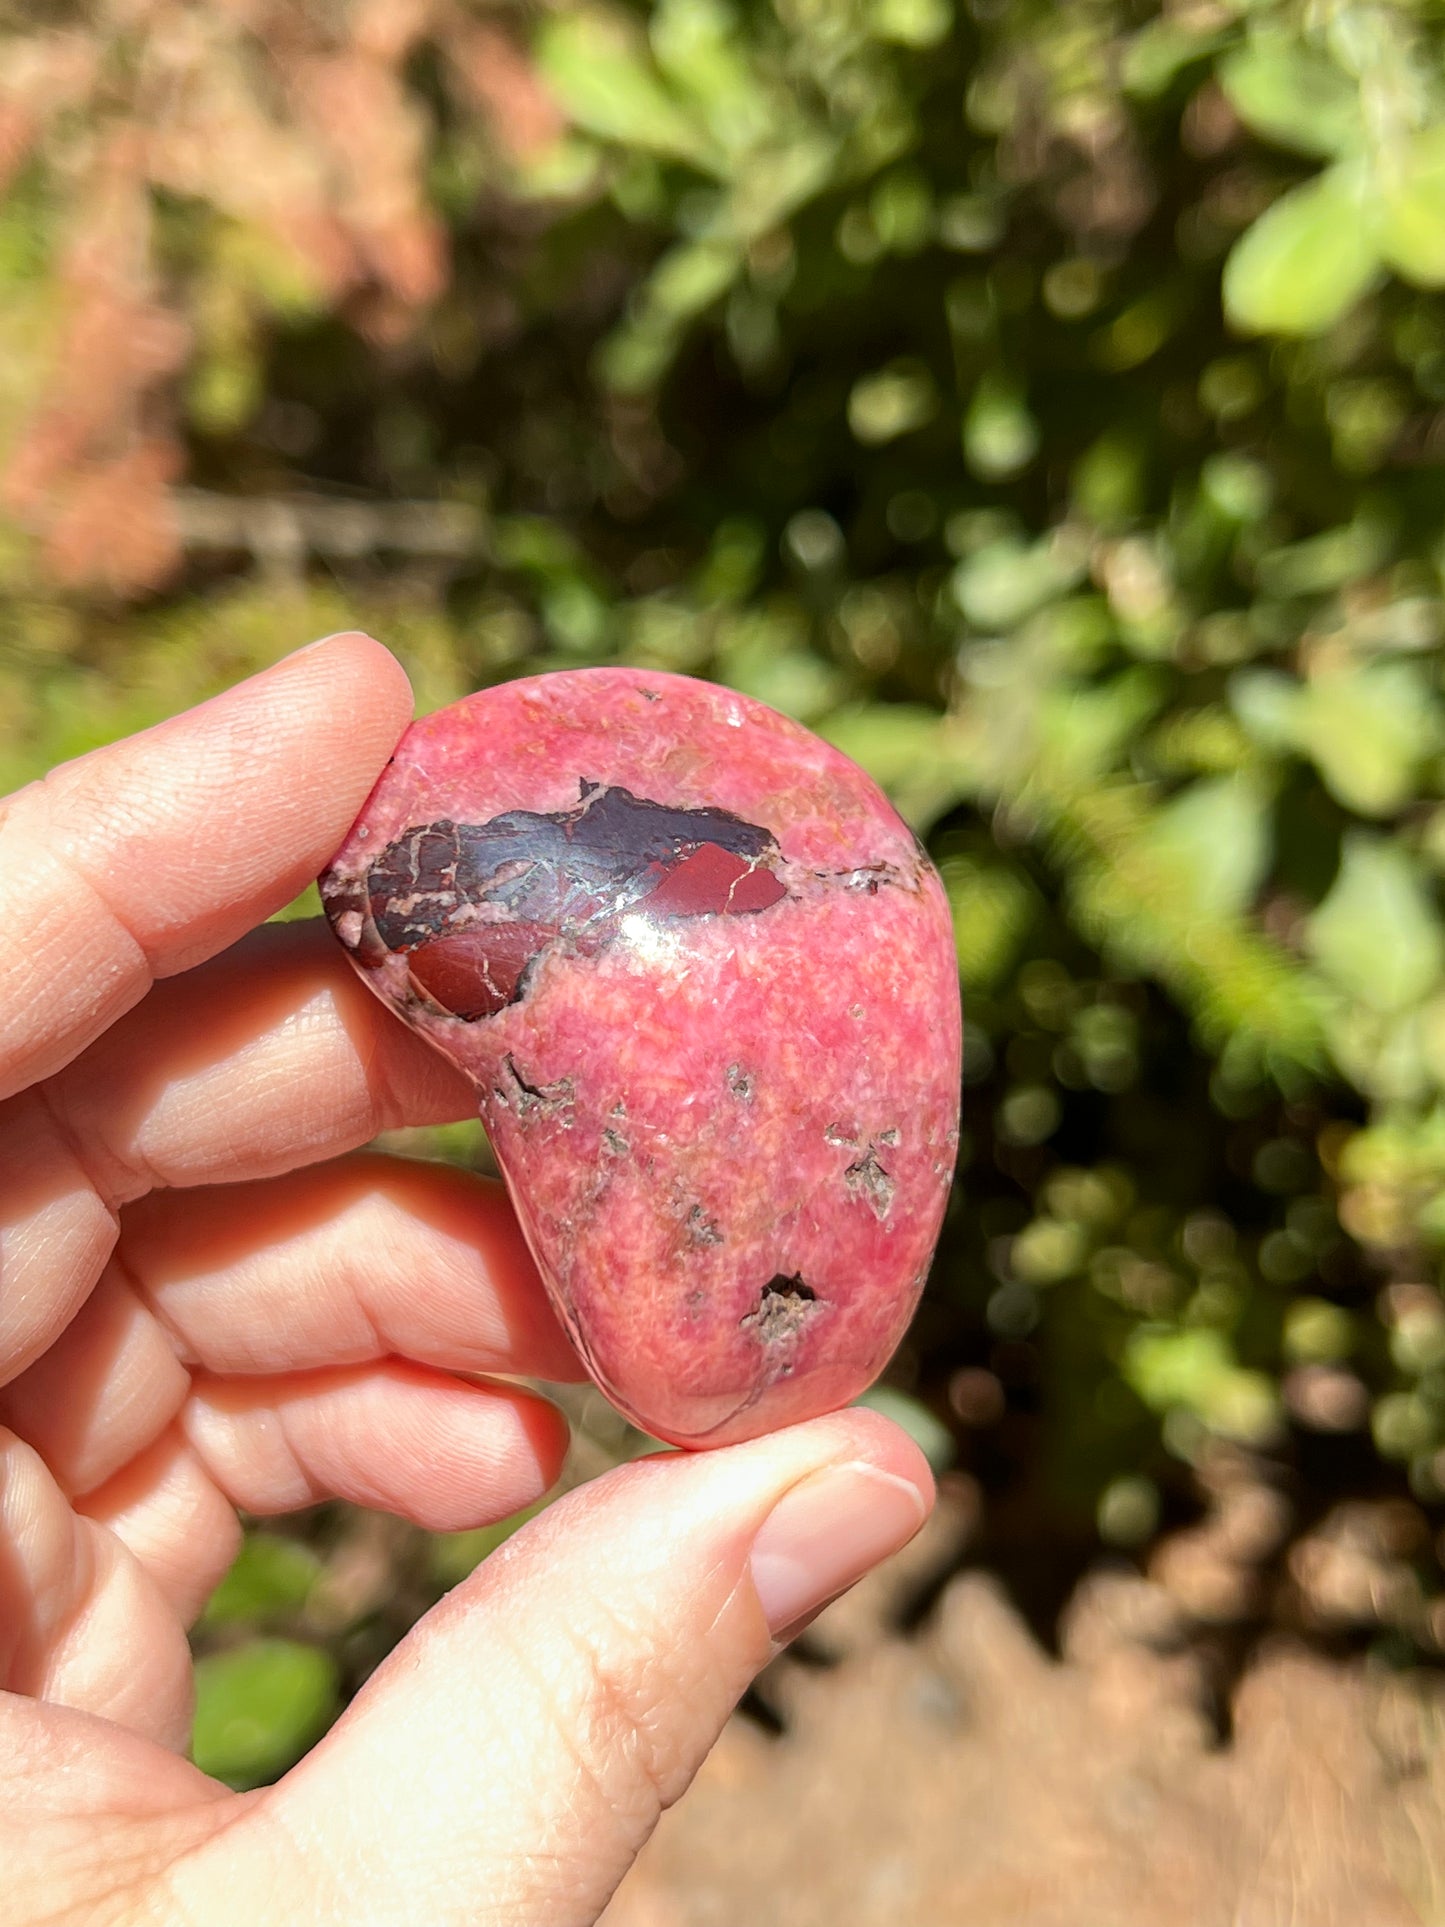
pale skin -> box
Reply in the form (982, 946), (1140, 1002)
(0, 633), (933, 1927)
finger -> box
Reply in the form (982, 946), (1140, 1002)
(40, 918), (475, 1208)
(0, 923), (473, 1387)
(120, 1155), (581, 1382)
(0, 1265), (190, 1498)
(77, 1428), (240, 1626)
(0, 1085), (118, 1388)
(0, 632), (412, 1104)
(4, 1151), (577, 1521)
(176, 1410), (932, 1927)
(0, 1428), (192, 1750)
(182, 1362), (568, 1533)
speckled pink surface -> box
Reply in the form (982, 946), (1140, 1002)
(321, 668), (961, 1447)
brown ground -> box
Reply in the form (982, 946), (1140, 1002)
(603, 1479), (1445, 1927)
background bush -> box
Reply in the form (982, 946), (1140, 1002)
(5, 0), (1445, 1777)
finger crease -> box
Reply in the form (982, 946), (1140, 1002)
(32, 1078), (143, 1224)
(499, 1619), (673, 1838)
(37, 830), (161, 987)
(110, 1253), (195, 1371)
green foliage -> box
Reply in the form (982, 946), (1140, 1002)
(854, 1385), (958, 1472)
(6, 0), (1445, 1706)
(1223, 164), (1381, 337)
(191, 1640), (340, 1789)
(200, 1533), (324, 1629)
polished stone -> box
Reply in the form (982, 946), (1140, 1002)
(321, 667), (961, 1447)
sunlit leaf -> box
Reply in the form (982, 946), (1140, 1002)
(538, 12), (719, 171)
(1219, 35), (1362, 160)
(962, 373), (1039, 479)
(1378, 127), (1445, 288)
(819, 704), (947, 787)
(1223, 165), (1380, 337)
(848, 360), (937, 444)
(939, 852), (1037, 988)
(1140, 775), (1271, 921)
(951, 535), (1086, 630)
(1253, 515), (1394, 598)
(1308, 835), (1445, 1013)
(1123, 1327), (1279, 1444)
(645, 240), (742, 318)
(719, 625), (846, 719)
(1292, 662), (1439, 817)
(729, 135), (836, 236)
(869, 0), (953, 49)
(648, 0), (770, 153)
(1122, 19), (1223, 98)
(853, 1385), (956, 1470)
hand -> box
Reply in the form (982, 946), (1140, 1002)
(0, 634), (933, 1927)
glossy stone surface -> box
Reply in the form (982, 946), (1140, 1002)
(320, 668), (961, 1448)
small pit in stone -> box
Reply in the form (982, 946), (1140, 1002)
(741, 1274), (819, 1345)
(493, 1053), (575, 1121)
(726, 1063), (755, 1102)
(685, 1203), (724, 1246)
(844, 1145), (897, 1220)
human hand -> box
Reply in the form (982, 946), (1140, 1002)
(0, 634), (933, 1926)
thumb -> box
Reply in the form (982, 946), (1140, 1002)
(186, 1408), (931, 1927)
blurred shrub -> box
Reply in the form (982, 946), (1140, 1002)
(6, 0), (1445, 1666)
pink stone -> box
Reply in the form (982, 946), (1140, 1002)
(320, 668), (961, 1448)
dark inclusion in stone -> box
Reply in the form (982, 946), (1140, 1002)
(740, 1274), (819, 1346)
(355, 780), (788, 1021)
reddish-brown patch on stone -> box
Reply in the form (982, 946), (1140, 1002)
(407, 922), (554, 1019)
(641, 842), (788, 918)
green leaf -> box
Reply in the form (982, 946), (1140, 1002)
(820, 703), (966, 828)
(1378, 127), (1445, 288)
(191, 1640), (340, 1789)
(1223, 165), (1381, 338)
(1291, 662), (1439, 817)
(1219, 36), (1362, 161)
(1284, 1298), (1356, 1364)
(853, 1385), (956, 1471)
(820, 704), (946, 787)
(644, 240), (742, 319)
(963, 374), (1039, 480)
(848, 360), (937, 444)
(201, 1532), (322, 1627)
(1122, 20), (1223, 99)
(1036, 669), (1167, 784)
(1122, 1328), (1279, 1443)
(1308, 835), (1445, 1013)
(537, 12), (718, 171)
(951, 535), (1087, 631)
(869, 0), (953, 50)
(1199, 452), (1273, 524)
(648, 0), (768, 152)
(1140, 776), (1271, 921)
(729, 136), (837, 238)
(719, 626), (846, 720)
(1229, 670), (1298, 750)
(939, 852), (1037, 988)
(1253, 515), (1395, 598)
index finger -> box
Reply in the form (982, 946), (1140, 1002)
(0, 632), (412, 1103)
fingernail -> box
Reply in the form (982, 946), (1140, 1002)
(750, 1461), (929, 1640)
(294, 630), (386, 662)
